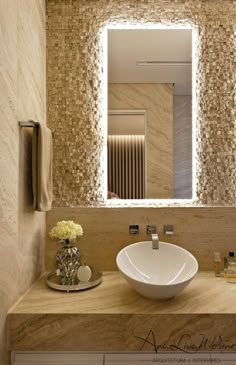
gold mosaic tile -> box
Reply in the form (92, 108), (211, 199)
(47, 0), (236, 206)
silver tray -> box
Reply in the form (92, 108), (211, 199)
(47, 270), (102, 292)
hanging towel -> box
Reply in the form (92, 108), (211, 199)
(32, 124), (53, 212)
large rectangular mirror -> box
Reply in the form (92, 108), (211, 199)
(107, 29), (192, 200)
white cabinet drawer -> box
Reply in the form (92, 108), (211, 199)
(105, 352), (236, 364)
(13, 352), (104, 365)
(105, 353), (153, 364)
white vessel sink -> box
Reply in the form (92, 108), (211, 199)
(116, 241), (198, 300)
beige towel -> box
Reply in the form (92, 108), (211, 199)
(32, 124), (53, 212)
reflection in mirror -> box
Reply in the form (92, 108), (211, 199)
(108, 110), (146, 199)
(107, 29), (192, 200)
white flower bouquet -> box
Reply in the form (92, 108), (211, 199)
(49, 220), (83, 244)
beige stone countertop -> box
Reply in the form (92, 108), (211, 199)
(8, 271), (236, 314)
(7, 271), (236, 352)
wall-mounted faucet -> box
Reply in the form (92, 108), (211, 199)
(146, 225), (159, 249)
(151, 233), (159, 249)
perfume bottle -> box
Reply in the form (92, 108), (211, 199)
(224, 251), (236, 283)
(213, 252), (222, 277)
(224, 251), (235, 272)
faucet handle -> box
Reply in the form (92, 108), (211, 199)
(163, 225), (174, 235)
(146, 225), (157, 234)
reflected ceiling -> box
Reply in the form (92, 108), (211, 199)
(108, 29), (192, 95)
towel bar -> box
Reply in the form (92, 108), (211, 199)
(19, 120), (40, 128)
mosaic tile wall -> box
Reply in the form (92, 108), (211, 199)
(47, 0), (236, 206)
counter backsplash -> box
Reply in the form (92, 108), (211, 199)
(46, 207), (236, 272)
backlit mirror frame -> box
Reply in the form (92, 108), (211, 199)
(107, 28), (193, 200)
(104, 24), (196, 204)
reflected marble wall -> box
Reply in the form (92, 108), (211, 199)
(108, 84), (173, 198)
(0, 1), (46, 364)
(173, 96), (192, 198)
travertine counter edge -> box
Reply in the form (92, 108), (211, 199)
(7, 272), (236, 352)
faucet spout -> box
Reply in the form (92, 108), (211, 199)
(152, 233), (159, 249)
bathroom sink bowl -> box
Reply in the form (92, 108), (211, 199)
(116, 241), (198, 300)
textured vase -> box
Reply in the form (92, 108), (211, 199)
(56, 243), (80, 285)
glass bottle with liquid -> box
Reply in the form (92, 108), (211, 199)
(224, 251), (236, 283)
(213, 252), (222, 277)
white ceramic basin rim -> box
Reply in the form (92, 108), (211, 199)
(116, 241), (198, 300)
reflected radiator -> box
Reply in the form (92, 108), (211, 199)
(108, 135), (145, 199)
